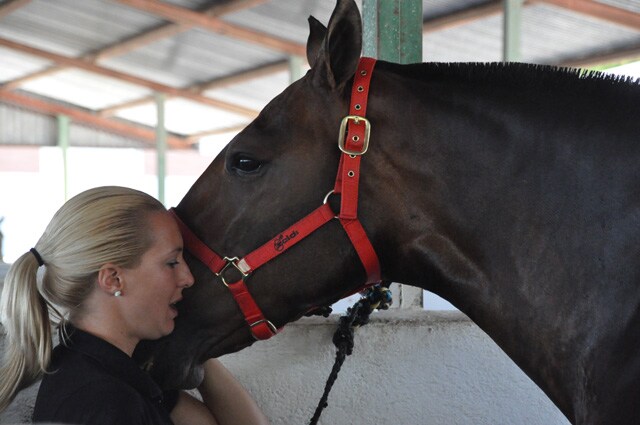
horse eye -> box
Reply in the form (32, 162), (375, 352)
(231, 155), (262, 175)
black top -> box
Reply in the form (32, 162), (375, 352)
(33, 325), (178, 425)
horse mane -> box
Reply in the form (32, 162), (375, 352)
(377, 60), (640, 99)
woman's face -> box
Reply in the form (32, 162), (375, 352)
(118, 210), (194, 342)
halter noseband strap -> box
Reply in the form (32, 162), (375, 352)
(171, 57), (380, 340)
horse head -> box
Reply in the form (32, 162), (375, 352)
(134, 0), (400, 389)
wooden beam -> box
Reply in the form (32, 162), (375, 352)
(534, 0), (640, 30)
(92, 0), (271, 60)
(185, 124), (247, 143)
(0, 23), (192, 92)
(87, 0), (519, 119)
(0, 91), (188, 149)
(95, 42), (640, 121)
(115, 0), (306, 56)
(423, 1), (505, 33)
(192, 60), (290, 91)
(98, 59), (288, 117)
(0, 0), (268, 96)
(91, 23), (192, 61)
(558, 44), (640, 68)
(0, 0), (31, 19)
(98, 95), (162, 117)
(0, 66), (62, 92)
(201, 0), (270, 16)
(0, 37), (259, 118)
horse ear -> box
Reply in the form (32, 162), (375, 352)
(306, 16), (327, 68)
(308, 0), (362, 90)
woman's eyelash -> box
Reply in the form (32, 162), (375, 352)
(167, 260), (180, 268)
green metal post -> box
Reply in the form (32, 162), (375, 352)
(57, 114), (70, 201)
(288, 55), (306, 83)
(155, 92), (167, 205)
(503, 0), (523, 62)
(362, 0), (423, 309)
(362, 0), (423, 64)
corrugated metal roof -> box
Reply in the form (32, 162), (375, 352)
(424, 3), (640, 63)
(0, 0), (162, 56)
(0, 102), (56, 146)
(0, 0), (638, 147)
(102, 27), (283, 87)
(598, 0), (640, 13)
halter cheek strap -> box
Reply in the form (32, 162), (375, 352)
(335, 57), (380, 282)
(171, 57), (380, 341)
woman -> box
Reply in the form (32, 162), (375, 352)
(0, 186), (269, 425)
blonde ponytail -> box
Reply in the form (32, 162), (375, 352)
(0, 186), (165, 412)
(0, 251), (52, 411)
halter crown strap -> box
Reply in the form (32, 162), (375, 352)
(335, 57), (380, 283)
(334, 57), (376, 219)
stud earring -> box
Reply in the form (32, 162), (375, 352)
(114, 290), (122, 297)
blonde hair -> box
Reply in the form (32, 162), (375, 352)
(0, 186), (165, 411)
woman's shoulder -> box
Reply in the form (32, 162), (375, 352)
(34, 375), (148, 423)
(37, 343), (127, 399)
(34, 345), (149, 423)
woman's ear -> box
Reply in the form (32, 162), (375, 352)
(97, 264), (123, 296)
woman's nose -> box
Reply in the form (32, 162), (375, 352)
(179, 263), (195, 288)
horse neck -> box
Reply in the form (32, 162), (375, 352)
(366, 62), (640, 421)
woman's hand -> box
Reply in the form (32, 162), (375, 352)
(170, 358), (270, 425)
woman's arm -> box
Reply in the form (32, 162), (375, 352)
(170, 358), (270, 425)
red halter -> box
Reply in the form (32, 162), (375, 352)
(170, 57), (380, 340)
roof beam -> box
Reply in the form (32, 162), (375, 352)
(0, 0), (31, 19)
(98, 1), (524, 118)
(558, 44), (640, 68)
(0, 66), (61, 92)
(185, 124), (248, 144)
(0, 22), (191, 92)
(90, 23), (191, 61)
(0, 1), (267, 95)
(98, 59), (289, 117)
(423, 0), (505, 33)
(114, 0), (306, 56)
(192, 59), (290, 91)
(0, 91), (188, 149)
(92, 0), (271, 61)
(0, 37), (259, 117)
(534, 0), (640, 30)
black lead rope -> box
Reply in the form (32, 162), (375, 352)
(308, 284), (393, 425)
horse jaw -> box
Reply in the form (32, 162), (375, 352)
(135, 316), (257, 389)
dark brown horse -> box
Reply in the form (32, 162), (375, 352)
(134, 1), (640, 423)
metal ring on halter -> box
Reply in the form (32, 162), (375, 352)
(323, 190), (339, 219)
(217, 256), (251, 287)
(323, 190), (334, 204)
(249, 319), (278, 340)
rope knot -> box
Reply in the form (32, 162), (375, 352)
(308, 283), (392, 425)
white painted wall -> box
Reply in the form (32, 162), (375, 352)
(0, 283), (569, 425)
(219, 311), (569, 425)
